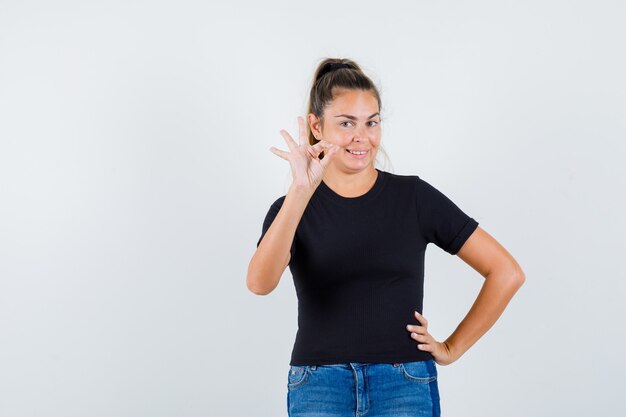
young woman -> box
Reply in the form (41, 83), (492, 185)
(247, 58), (525, 417)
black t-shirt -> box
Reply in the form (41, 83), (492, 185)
(256, 168), (479, 366)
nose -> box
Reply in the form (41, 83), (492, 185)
(354, 124), (368, 141)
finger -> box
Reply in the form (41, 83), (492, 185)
(414, 311), (428, 327)
(310, 141), (327, 153)
(413, 333), (435, 351)
(406, 324), (426, 334)
(310, 140), (333, 158)
(319, 144), (340, 169)
(279, 129), (298, 151)
(416, 342), (433, 352)
(306, 144), (321, 159)
(269, 146), (290, 161)
(316, 140), (335, 149)
(298, 116), (307, 147)
(410, 332), (429, 342)
(411, 333), (432, 345)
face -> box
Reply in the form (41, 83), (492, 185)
(309, 88), (381, 173)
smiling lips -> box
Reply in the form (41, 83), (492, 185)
(346, 148), (369, 158)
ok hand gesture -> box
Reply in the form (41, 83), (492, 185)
(270, 116), (340, 192)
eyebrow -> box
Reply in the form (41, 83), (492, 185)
(333, 112), (380, 120)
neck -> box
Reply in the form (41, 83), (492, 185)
(322, 165), (378, 195)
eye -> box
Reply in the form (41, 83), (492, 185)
(340, 120), (380, 128)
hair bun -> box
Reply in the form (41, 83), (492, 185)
(327, 62), (351, 71)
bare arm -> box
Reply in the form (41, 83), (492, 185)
(246, 116), (341, 296)
(444, 226), (526, 360)
(407, 226), (526, 365)
(246, 185), (313, 295)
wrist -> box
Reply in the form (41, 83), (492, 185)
(443, 339), (462, 361)
(288, 183), (315, 198)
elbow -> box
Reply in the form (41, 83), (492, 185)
(511, 267), (526, 288)
(246, 254), (281, 296)
(486, 264), (526, 288)
(246, 269), (275, 296)
(246, 257), (263, 295)
(249, 287), (270, 296)
(246, 273), (268, 295)
(247, 280), (271, 296)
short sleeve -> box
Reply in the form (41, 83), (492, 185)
(416, 176), (479, 255)
(256, 195), (296, 259)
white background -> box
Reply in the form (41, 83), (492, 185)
(1, 1), (624, 416)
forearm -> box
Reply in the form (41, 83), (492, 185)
(444, 269), (525, 359)
(247, 184), (313, 294)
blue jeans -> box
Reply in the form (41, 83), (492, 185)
(287, 360), (441, 417)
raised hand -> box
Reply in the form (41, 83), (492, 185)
(406, 311), (458, 366)
(270, 116), (340, 192)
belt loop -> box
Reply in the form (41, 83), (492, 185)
(310, 365), (317, 371)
